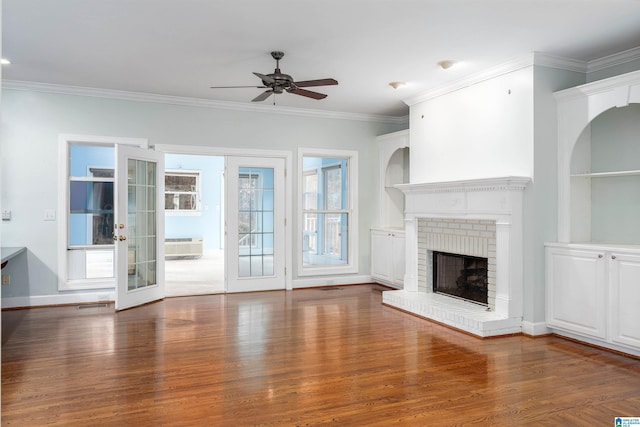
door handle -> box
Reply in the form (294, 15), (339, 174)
(119, 235), (127, 241)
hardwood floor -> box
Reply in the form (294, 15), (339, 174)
(2, 284), (640, 426)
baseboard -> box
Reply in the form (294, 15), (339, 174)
(2, 291), (114, 309)
(292, 274), (373, 289)
(522, 321), (550, 336)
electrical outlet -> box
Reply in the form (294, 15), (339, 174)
(2, 275), (10, 285)
(2, 209), (11, 220)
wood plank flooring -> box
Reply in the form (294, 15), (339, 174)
(2, 284), (640, 426)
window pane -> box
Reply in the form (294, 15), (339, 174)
(324, 167), (342, 210)
(69, 181), (114, 246)
(70, 145), (114, 177)
(302, 213), (348, 266)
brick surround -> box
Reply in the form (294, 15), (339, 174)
(418, 218), (497, 310)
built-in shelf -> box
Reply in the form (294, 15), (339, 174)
(571, 170), (640, 178)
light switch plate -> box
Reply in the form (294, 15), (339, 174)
(2, 209), (11, 220)
(44, 209), (56, 221)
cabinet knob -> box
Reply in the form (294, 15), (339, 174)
(612, 255), (617, 260)
(598, 254), (603, 258)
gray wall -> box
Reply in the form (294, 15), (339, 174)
(0, 89), (405, 300)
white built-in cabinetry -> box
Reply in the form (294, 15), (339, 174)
(371, 130), (409, 288)
(546, 70), (640, 356)
(371, 229), (405, 288)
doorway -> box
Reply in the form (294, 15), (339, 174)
(163, 154), (225, 297)
(161, 151), (289, 296)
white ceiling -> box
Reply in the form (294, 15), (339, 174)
(3, 0), (640, 118)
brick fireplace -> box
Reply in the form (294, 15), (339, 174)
(382, 176), (530, 337)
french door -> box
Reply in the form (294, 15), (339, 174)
(226, 156), (285, 292)
(114, 145), (165, 310)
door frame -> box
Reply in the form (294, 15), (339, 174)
(154, 144), (293, 291)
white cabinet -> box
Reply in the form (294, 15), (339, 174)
(609, 252), (640, 349)
(546, 245), (607, 339)
(371, 229), (405, 288)
(546, 243), (640, 354)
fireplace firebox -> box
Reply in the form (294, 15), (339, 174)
(433, 251), (488, 306)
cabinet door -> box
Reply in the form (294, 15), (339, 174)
(546, 247), (607, 339)
(610, 252), (640, 349)
(371, 231), (392, 282)
(391, 234), (405, 286)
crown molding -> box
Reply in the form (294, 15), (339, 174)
(402, 47), (640, 106)
(403, 54), (538, 106)
(532, 52), (588, 73)
(2, 79), (408, 125)
(587, 46), (640, 73)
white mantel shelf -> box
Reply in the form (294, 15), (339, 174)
(395, 176), (530, 194)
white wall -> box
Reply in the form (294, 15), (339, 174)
(409, 67), (535, 183)
(0, 89), (404, 300)
(526, 66), (586, 326)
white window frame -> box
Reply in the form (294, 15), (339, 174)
(297, 148), (358, 276)
(164, 169), (202, 216)
(58, 134), (148, 291)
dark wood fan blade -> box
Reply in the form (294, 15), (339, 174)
(210, 85), (266, 89)
(253, 72), (275, 84)
(292, 78), (338, 88)
(252, 90), (273, 102)
(287, 88), (327, 100)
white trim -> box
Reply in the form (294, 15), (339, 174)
(522, 321), (550, 336)
(292, 275), (373, 289)
(3, 79), (407, 125)
(2, 292), (115, 309)
(403, 48), (640, 105)
(58, 134), (148, 291)
(297, 148), (359, 277)
(587, 46), (640, 73)
(404, 54), (538, 106)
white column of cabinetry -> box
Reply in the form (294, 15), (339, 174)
(371, 130), (409, 289)
(547, 70), (640, 357)
(371, 229), (405, 288)
(546, 244), (640, 355)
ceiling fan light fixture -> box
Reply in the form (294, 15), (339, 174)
(388, 81), (406, 89)
(437, 60), (457, 70)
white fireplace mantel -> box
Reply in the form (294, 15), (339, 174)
(383, 176), (531, 337)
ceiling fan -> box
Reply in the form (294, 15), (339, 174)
(210, 51), (338, 102)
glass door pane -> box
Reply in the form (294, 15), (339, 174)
(238, 167), (274, 278)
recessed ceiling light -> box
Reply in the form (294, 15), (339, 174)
(1, 58), (11, 65)
(437, 60), (457, 70)
(388, 81), (407, 89)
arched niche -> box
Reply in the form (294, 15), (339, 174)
(556, 70), (640, 243)
(376, 130), (409, 228)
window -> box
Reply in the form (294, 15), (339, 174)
(59, 135), (147, 291)
(165, 171), (200, 214)
(67, 144), (115, 282)
(298, 149), (358, 276)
